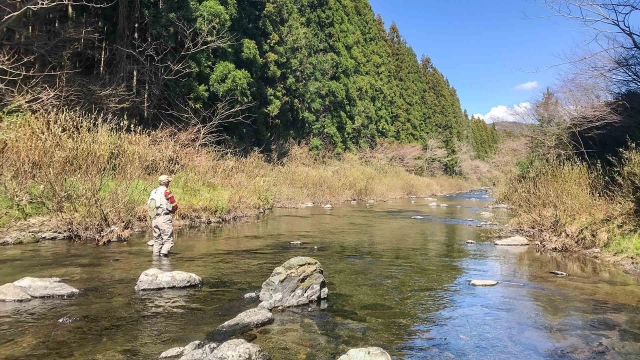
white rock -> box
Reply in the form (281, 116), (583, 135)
(338, 347), (391, 360)
(180, 343), (219, 360)
(243, 292), (259, 300)
(429, 202), (438, 207)
(323, 204), (332, 209)
(550, 271), (568, 277)
(13, 277), (79, 298)
(439, 204), (449, 207)
(207, 339), (270, 360)
(410, 216), (425, 219)
(135, 268), (202, 291)
(469, 280), (498, 286)
(159, 345), (189, 359)
(289, 241), (302, 245)
(494, 236), (529, 246)
(147, 239), (155, 246)
(0, 283), (32, 302)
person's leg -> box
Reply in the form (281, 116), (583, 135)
(152, 217), (162, 255)
(159, 215), (174, 256)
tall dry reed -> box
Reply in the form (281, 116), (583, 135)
(0, 110), (479, 241)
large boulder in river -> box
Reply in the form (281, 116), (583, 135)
(494, 236), (529, 246)
(209, 308), (274, 341)
(259, 257), (328, 310)
(338, 347), (392, 360)
(159, 339), (270, 360)
(135, 268), (202, 291)
(208, 339), (271, 360)
(0, 277), (79, 302)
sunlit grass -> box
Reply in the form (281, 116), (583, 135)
(0, 110), (479, 239)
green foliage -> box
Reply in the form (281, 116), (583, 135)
(468, 116), (500, 161)
(3, 0), (471, 161)
(195, 0), (469, 156)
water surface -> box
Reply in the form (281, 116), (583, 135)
(1, 190), (639, 359)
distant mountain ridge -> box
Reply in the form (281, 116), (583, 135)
(492, 121), (531, 135)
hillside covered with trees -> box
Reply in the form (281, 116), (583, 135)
(1, 0), (475, 160)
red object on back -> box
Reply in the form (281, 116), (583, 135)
(164, 190), (178, 213)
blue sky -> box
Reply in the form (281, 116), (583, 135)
(368, 0), (589, 122)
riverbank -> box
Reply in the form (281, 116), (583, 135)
(495, 158), (640, 277)
(0, 110), (483, 244)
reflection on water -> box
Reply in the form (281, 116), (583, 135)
(1, 190), (639, 359)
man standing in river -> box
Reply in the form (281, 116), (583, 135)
(147, 175), (178, 257)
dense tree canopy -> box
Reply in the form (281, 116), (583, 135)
(1, 0), (475, 159)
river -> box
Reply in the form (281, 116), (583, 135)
(1, 190), (639, 359)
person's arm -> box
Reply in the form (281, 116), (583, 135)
(146, 189), (154, 206)
(164, 190), (178, 213)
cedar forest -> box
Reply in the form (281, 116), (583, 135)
(0, 0), (499, 168)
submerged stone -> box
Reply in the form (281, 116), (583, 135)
(550, 271), (568, 277)
(210, 307), (274, 341)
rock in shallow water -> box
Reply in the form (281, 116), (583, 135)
(0, 283), (32, 302)
(0, 277), (79, 302)
(259, 257), (328, 310)
(468, 279), (498, 287)
(13, 277), (80, 298)
(160, 339), (270, 360)
(494, 236), (529, 246)
(338, 347), (392, 360)
(135, 268), (202, 291)
(210, 308), (274, 341)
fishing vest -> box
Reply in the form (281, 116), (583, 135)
(148, 186), (172, 216)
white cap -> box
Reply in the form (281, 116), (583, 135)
(158, 175), (172, 184)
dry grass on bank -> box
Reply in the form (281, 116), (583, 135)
(0, 110), (477, 240)
(497, 158), (637, 255)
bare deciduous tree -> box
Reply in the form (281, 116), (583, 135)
(544, 0), (640, 92)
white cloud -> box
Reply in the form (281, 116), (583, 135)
(477, 102), (532, 123)
(514, 81), (538, 91)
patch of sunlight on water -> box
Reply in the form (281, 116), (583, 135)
(1, 190), (640, 359)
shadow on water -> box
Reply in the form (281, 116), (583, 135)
(1, 190), (640, 359)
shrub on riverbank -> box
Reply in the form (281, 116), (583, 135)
(0, 110), (478, 241)
(498, 156), (639, 255)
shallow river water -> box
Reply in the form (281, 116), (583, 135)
(1, 190), (640, 360)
